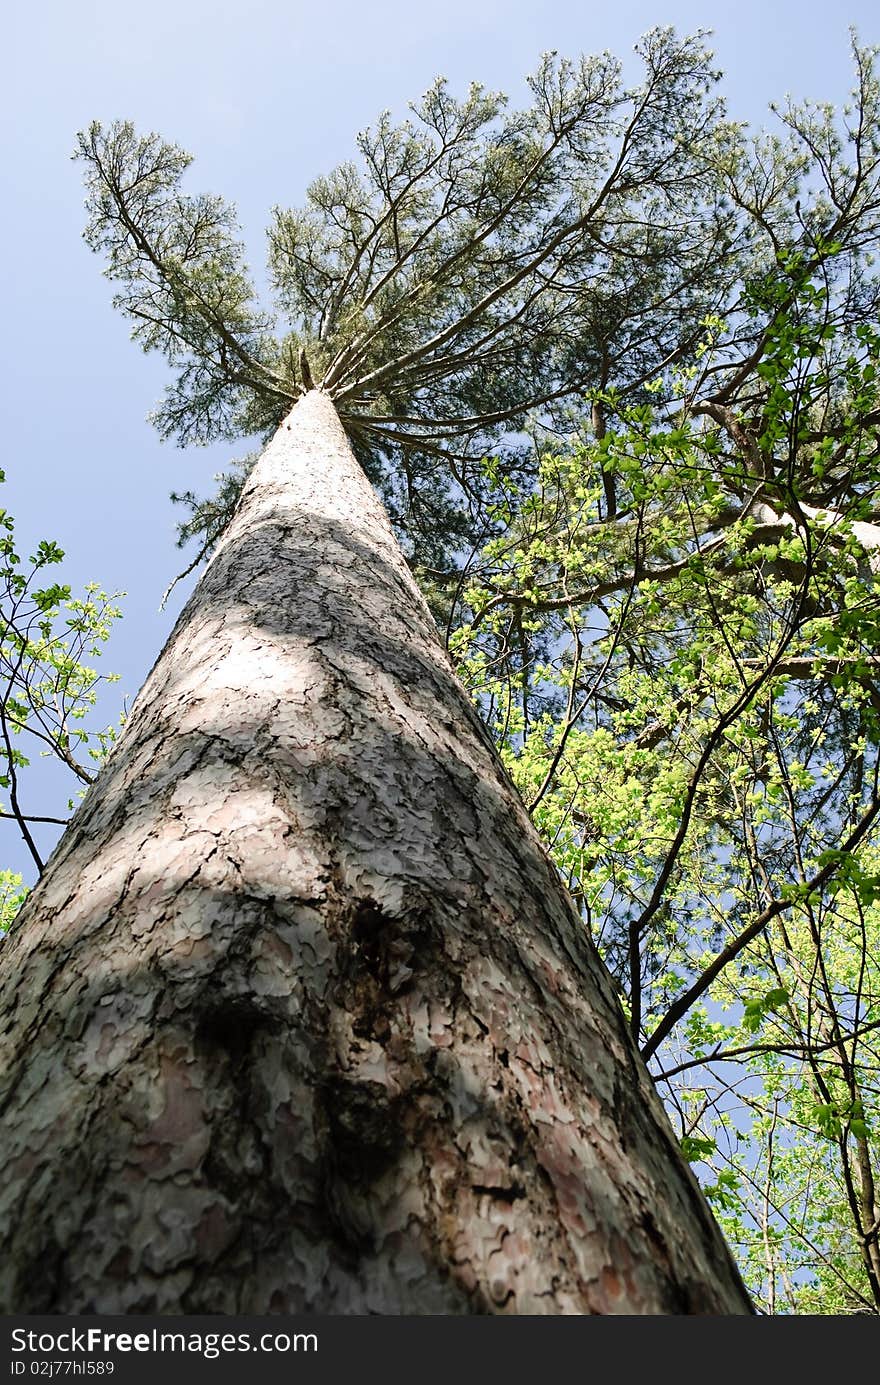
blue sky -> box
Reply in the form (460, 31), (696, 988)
(2, 0), (878, 879)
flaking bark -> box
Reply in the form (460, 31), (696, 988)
(0, 392), (752, 1313)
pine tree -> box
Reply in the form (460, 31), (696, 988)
(0, 32), (755, 1311)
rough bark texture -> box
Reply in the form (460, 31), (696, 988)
(0, 392), (752, 1314)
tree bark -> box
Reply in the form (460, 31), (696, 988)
(0, 392), (752, 1314)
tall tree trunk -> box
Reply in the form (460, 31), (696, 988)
(0, 392), (752, 1314)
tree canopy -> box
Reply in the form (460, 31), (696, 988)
(76, 28), (737, 560)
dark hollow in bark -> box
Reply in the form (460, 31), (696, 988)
(0, 393), (753, 1314)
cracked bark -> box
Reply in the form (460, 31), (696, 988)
(0, 392), (752, 1314)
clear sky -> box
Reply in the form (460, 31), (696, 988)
(2, 0), (878, 878)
